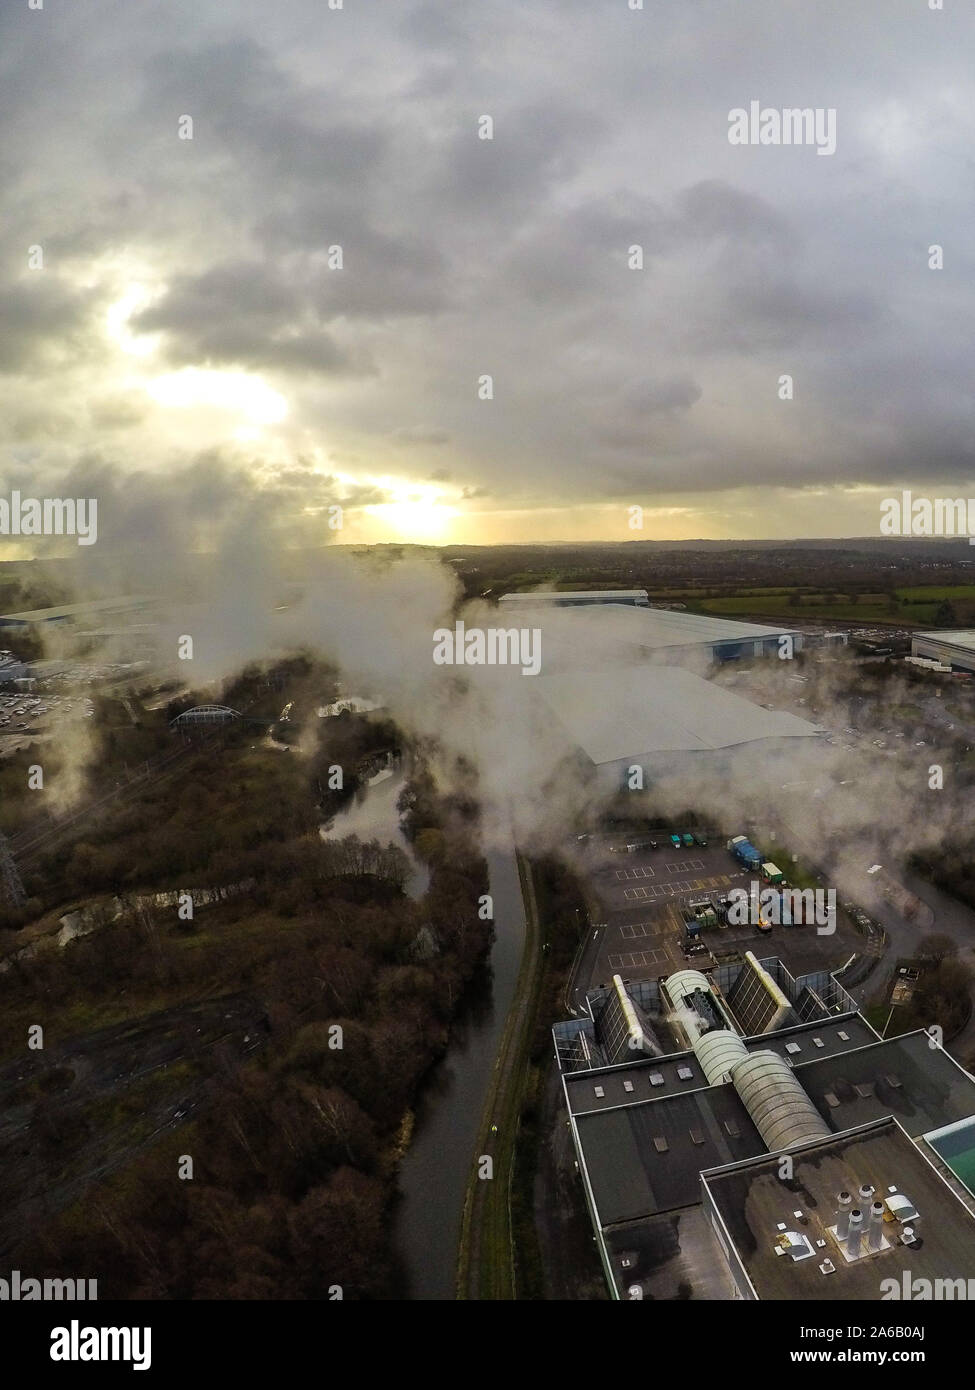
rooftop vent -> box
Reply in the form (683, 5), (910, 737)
(885, 1193), (920, 1223)
(819, 1259), (836, 1275)
(774, 1231), (815, 1262)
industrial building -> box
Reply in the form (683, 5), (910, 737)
(534, 665), (820, 789)
(0, 651), (27, 683)
(911, 630), (975, 674)
(702, 1118), (975, 1300)
(0, 595), (155, 629)
(529, 604), (804, 670)
(498, 589), (650, 608)
(553, 955), (975, 1299)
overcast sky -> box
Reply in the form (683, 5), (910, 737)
(3, 0), (974, 548)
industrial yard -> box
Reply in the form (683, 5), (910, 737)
(568, 831), (862, 1009)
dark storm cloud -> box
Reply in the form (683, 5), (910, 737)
(133, 262), (371, 374)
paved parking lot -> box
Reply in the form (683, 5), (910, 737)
(583, 842), (745, 985)
(607, 947), (672, 970)
(622, 874), (728, 902)
(576, 833), (864, 995)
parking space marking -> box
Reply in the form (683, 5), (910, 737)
(612, 871), (733, 905)
(607, 947), (670, 970)
(618, 918), (672, 940)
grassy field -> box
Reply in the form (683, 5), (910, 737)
(492, 575), (975, 628)
(687, 582), (975, 627)
(697, 593), (902, 622)
(896, 585), (975, 601)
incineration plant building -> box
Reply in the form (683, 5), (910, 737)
(553, 954), (975, 1300)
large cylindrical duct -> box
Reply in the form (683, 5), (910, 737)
(693, 1029), (749, 1085)
(730, 1051), (831, 1152)
(663, 969), (711, 1010)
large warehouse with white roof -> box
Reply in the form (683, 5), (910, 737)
(523, 602), (803, 671)
(911, 630), (975, 674)
(534, 664), (820, 787)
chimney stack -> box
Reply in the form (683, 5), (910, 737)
(847, 1208), (864, 1258)
(834, 1190), (853, 1240)
(868, 1201), (885, 1250)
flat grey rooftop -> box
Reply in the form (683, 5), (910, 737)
(576, 1082), (765, 1225)
(499, 590), (648, 604)
(542, 604), (800, 649)
(535, 665), (819, 765)
(566, 1052), (711, 1115)
(752, 1015), (878, 1068)
(603, 1206), (738, 1300)
(0, 595), (153, 623)
(702, 1117), (975, 1300)
(563, 1017), (875, 1116)
(914, 630), (975, 652)
(795, 1030), (975, 1139)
